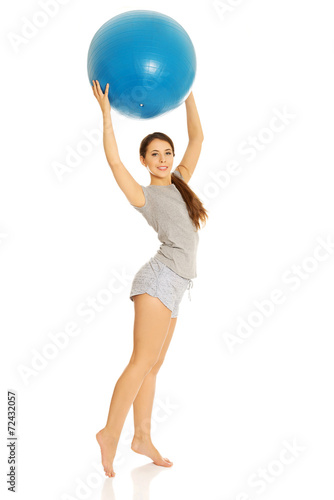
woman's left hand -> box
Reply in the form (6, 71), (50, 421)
(92, 80), (111, 115)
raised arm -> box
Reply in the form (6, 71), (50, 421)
(176, 91), (204, 184)
(92, 80), (145, 207)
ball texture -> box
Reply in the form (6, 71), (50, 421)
(87, 10), (196, 119)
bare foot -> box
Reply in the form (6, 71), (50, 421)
(131, 436), (173, 467)
(96, 428), (118, 478)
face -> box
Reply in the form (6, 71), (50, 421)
(140, 139), (174, 177)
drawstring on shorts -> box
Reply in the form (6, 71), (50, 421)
(187, 279), (193, 301)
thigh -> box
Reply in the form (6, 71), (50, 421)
(131, 293), (173, 365)
(150, 317), (178, 375)
(158, 317), (177, 360)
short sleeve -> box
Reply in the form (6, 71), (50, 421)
(130, 185), (148, 210)
(173, 169), (184, 180)
(130, 185), (158, 231)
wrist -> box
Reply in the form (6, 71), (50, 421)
(185, 91), (194, 103)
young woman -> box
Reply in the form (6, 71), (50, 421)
(91, 80), (208, 478)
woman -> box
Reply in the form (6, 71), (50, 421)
(92, 80), (208, 478)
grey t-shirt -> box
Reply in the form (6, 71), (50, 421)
(131, 169), (199, 279)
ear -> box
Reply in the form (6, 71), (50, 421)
(139, 156), (146, 166)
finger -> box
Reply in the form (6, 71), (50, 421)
(92, 80), (98, 98)
(105, 83), (109, 96)
(96, 80), (102, 96)
(95, 80), (102, 98)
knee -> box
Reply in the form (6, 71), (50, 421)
(129, 353), (160, 375)
(149, 357), (165, 375)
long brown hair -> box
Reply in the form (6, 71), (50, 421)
(139, 132), (209, 231)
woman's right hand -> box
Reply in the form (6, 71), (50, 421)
(92, 80), (111, 115)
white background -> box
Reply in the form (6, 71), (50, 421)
(1, 0), (334, 499)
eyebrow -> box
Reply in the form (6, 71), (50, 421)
(150, 148), (172, 152)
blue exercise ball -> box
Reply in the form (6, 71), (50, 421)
(87, 10), (196, 119)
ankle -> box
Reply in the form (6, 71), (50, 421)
(133, 433), (151, 442)
(101, 426), (119, 442)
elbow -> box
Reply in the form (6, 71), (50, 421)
(108, 159), (122, 170)
(197, 130), (204, 142)
(191, 134), (204, 142)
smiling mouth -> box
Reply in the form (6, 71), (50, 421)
(157, 166), (168, 170)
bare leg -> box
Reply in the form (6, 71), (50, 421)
(131, 317), (177, 466)
(96, 294), (172, 478)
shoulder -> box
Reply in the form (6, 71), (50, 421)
(130, 185), (148, 209)
(173, 168), (185, 181)
(173, 165), (191, 184)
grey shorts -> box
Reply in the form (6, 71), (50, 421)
(129, 257), (193, 318)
